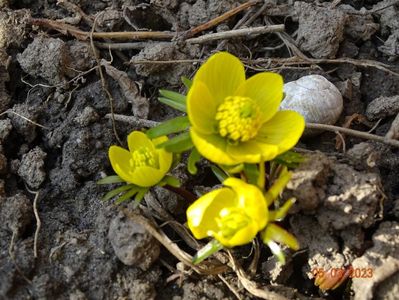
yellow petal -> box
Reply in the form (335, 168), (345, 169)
(226, 140), (278, 164)
(152, 135), (168, 147)
(128, 131), (155, 153)
(256, 110), (305, 155)
(129, 165), (165, 187)
(190, 128), (236, 165)
(224, 178), (268, 228)
(157, 146), (173, 174)
(193, 52), (245, 103)
(235, 72), (283, 123)
(109, 145), (135, 183)
(187, 81), (218, 134)
(187, 188), (236, 239)
(216, 221), (258, 247)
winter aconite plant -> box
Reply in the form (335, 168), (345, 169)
(98, 131), (179, 205)
(99, 51), (305, 264)
(187, 52), (304, 165)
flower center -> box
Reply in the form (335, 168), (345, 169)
(129, 147), (158, 171)
(215, 96), (262, 143)
(216, 208), (250, 240)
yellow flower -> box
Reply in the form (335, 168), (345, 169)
(187, 178), (268, 247)
(187, 52), (305, 165)
(109, 131), (173, 187)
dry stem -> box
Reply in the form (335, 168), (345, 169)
(186, 25), (284, 44)
(306, 123), (399, 148)
(184, 0), (261, 39)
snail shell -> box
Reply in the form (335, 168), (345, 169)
(280, 75), (343, 135)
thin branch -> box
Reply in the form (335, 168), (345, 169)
(186, 25), (284, 44)
(29, 18), (174, 41)
(104, 113), (160, 128)
(306, 123), (399, 148)
(184, 0), (262, 39)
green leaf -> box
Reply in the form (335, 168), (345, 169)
(115, 186), (140, 204)
(158, 89), (187, 112)
(159, 175), (181, 187)
(192, 239), (223, 264)
(269, 198), (296, 221)
(244, 164), (259, 185)
(97, 175), (125, 185)
(157, 132), (193, 153)
(181, 76), (193, 89)
(146, 116), (190, 139)
(159, 89), (186, 103)
(210, 165), (228, 183)
(102, 184), (135, 201)
(220, 163), (244, 174)
(273, 151), (305, 168)
(187, 148), (201, 175)
(265, 240), (286, 265)
(158, 97), (187, 112)
(134, 188), (148, 204)
(261, 223), (299, 251)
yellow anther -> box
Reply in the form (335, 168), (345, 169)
(130, 147), (158, 171)
(216, 96), (262, 142)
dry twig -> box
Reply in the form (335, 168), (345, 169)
(227, 251), (288, 300)
(104, 113), (160, 128)
(306, 123), (399, 148)
(183, 0), (262, 39)
(186, 25), (284, 44)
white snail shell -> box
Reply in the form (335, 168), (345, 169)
(280, 75), (343, 135)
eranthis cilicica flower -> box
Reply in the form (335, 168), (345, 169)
(108, 131), (173, 187)
(187, 52), (305, 165)
(187, 178), (268, 247)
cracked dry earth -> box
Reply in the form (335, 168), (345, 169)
(1, 0), (399, 299)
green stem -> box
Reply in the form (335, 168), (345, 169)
(257, 160), (265, 190)
(192, 239), (224, 264)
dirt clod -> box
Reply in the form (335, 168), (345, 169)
(294, 2), (345, 58)
(1, 193), (33, 236)
(366, 95), (399, 120)
(352, 221), (399, 300)
(17, 36), (68, 86)
(108, 212), (160, 270)
(0, 119), (12, 143)
(17, 146), (47, 189)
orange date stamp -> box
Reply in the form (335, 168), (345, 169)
(312, 265), (373, 290)
(312, 266), (373, 279)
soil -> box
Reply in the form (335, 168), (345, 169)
(1, 0), (399, 299)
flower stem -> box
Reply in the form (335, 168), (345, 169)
(164, 184), (197, 202)
(257, 160), (265, 190)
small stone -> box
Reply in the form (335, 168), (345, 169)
(108, 212), (160, 270)
(366, 95), (399, 120)
(18, 146), (47, 189)
(74, 106), (99, 127)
